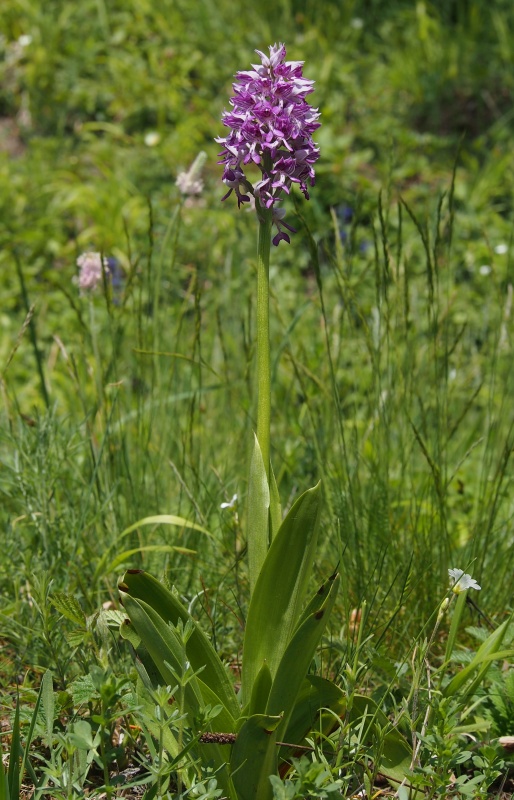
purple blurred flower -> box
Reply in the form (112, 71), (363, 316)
(337, 204), (354, 225)
(77, 252), (109, 292)
(216, 43), (320, 246)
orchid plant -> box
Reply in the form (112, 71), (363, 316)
(113, 44), (513, 800)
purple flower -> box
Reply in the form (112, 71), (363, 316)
(216, 43), (320, 246)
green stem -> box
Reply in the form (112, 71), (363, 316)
(256, 207), (272, 481)
(13, 252), (50, 409)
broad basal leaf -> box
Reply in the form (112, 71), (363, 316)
(241, 483), (321, 706)
(230, 713), (282, 800)
(119, 570), (239, 719)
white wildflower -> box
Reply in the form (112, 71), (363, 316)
(494, 243), (508, 255)
(448, 568), (481, 594)
(479, 264), (491, 276)
(220, 494), (238, 511)
(144, 131), (161, 147)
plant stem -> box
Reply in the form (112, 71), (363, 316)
(13, 252), (50, 409)
(256, 207), (272, 481)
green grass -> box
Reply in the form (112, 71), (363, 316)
(1, 0), (514, 797)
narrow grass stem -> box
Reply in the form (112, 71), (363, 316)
(88, 298), (104, 408)
(151, 201), (183, 399)
(13, 252), (50, 409)
(256, 207), (272, 482)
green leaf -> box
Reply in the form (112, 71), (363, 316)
(69, 719), (97, 751)
(196, 678), (237, 734)
(230, 713), (282, 800)
(443, 647), (514, 697)
(64, 629), (88, 647)
(49, 592), (86, 626)
(7, 696), (20, 799)
(20, 677), (46, 790)
(69, 674), (98, 706)
(94, 515), (212, 582)
(119, 515), (212, 539)
(103, 545), (195, 576)
(41, 670), (54, 750)
(247, 434), (270, 594)
(241, 483), (321, 706)
(249, 661), (272, 716)
(269, 462), (282, 541)
(134, 675), (183, 763)
(350, 695), (413, 788)
(133, 642), (167, 693)
(295, 569), (339, 631)
(445, 590), (467, 662)
(266, 575), (340, 739)
(120, 591), (236, 794)
(443, 615), (513, 698)
(119, 571), (239, 720)
(119, 616), (141, 649)
(3, 686), (43, 798)
(119, 592), (207, 714)
(280, 675), (347, 758)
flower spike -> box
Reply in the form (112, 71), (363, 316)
(216, 43), (320, 245)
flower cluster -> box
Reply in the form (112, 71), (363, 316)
(216, 43), (320, 246)
(76, 252), (122, 295)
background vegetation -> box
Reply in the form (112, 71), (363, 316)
(1, 0), (514, 796)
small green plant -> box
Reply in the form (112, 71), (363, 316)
(4, 667), (138, 800)
(403, 572), (514, 797)
(483, 665), (514, 737)
(0, 672), (50, 800)
(269, 755), (345, 799)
